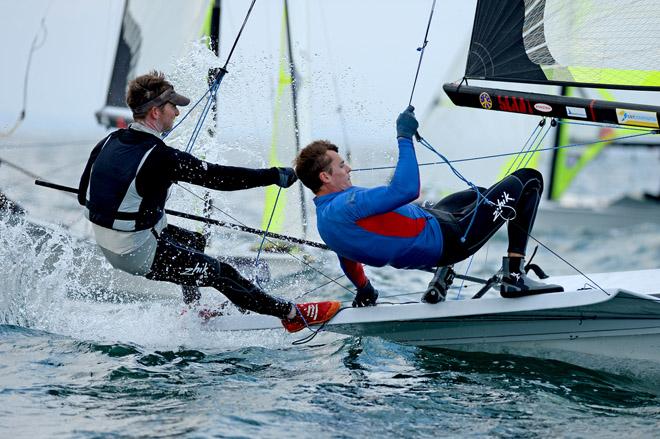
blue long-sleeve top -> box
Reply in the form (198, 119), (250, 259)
(314, 137), (443, 288)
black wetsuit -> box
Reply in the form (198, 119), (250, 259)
(79, 127), (292, 318)
(425, 168), (544, 266)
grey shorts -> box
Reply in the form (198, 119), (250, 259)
(98, 234), (158, 276)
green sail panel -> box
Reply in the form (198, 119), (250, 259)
(260, 1), (307, 240)
(546, 88), (656, 200)
(465, 0), (660, 91)
(261, 10), (294, 234)
(548, 89), (609, 200)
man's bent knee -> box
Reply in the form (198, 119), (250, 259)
(511, 168), (543, 191)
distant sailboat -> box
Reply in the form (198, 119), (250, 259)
(537, 85), (660, 229)
(440, 0), (660, 229)
(96, 0), (213, 129)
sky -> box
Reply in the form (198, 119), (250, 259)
(0, 0), (478, 144)
(1, 0), (657, 217)
(216, 0), (478, 147)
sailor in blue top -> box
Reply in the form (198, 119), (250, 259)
(294, 106), (563, 307)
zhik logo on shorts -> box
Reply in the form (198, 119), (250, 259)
(182, 262), (210, 277)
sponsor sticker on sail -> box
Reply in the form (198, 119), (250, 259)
(616, 109), (659, 128)
(534, 103), (552, 113)
(566, 106), (587, 119)
(479, 92), (493, 110)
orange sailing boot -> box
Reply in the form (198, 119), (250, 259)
(282, 301), (341, 333)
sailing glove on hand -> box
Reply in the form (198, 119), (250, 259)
(396, 105), (419, 139)
(276, 167), (298, 188)
(353, 280), (379, 307)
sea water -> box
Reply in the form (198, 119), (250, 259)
(2, 41), (660, 438)
(1, 147), (659, 437)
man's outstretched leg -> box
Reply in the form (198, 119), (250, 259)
(145, 232), (340, 330)
(205, 261), (341, 332)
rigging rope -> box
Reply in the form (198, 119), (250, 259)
(253, 186), (283, 284)
(416, 133), (499, 242)
(519, 225), (610, 297)
(559, 120), (660, 132)
(351, 129), (658, 173)
(174, 183), (353, 295)
(521, 120), (555, 170)
(163, 0), (256, 149)
(1, 1), (51, 138)
(504, 118), (548, 175)
(408, 0), (437, 106)
(455, 254), (474, 300)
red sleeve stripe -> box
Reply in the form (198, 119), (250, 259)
(340, 258), (368, 288)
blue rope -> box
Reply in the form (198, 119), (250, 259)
(417, 135), (494, 242)
(184, 80), (221, 154)
(455, 255), (474, 300)
(409, 124), (657, 244)
(254, 186), (283, 278)
(504, 119), (545, 176)
(521, 122), (553, 169)
(352, 130), (658, 173)
(162, 69), (226, 141)
(162, 82), (215, 140)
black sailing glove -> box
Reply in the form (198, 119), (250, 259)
(276, 167), (298, 188)
(396, 105), (419, 139)
(353, 280), (379, 307)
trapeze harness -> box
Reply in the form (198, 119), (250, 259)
(78, 123), (292, 317)
(314, 137), (544, 289)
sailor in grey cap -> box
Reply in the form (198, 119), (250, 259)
(77, 71), (339, 330)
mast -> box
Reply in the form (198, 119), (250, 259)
(210, 0), (221, 56)
(283, 0), (308, 238)
(202, 0), (222, 235)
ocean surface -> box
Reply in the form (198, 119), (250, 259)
(1, 141), (659, 437)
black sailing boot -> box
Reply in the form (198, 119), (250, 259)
(500, 257), (564, 298)
(422, 266), (454, 304)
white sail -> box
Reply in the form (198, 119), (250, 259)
(97, 0), (212, 128)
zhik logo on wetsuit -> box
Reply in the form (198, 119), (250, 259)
(182, 262), (210, 277)
(492, 191), (515, 222)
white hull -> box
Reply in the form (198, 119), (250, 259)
(330, 290), (660, 365)
(204, 269), (660, 369)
